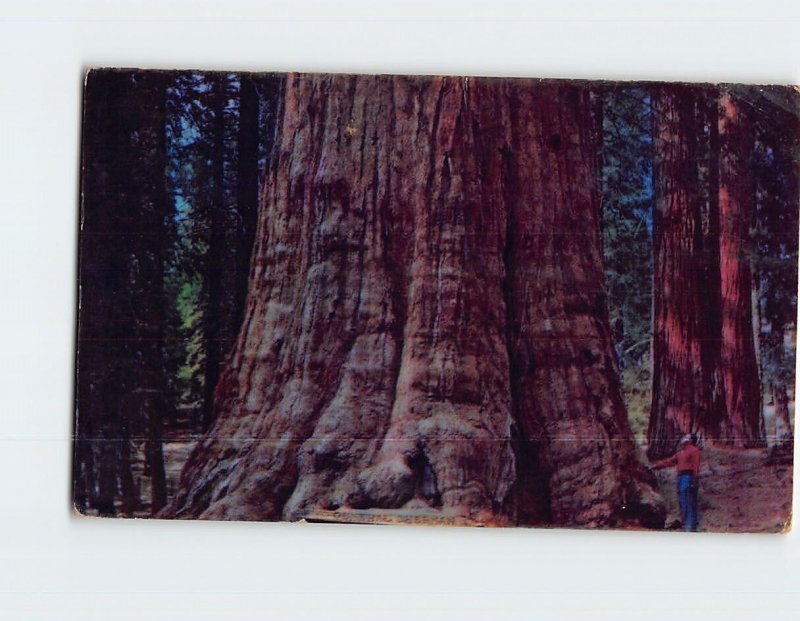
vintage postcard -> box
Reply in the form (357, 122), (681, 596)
(74, 70), (798, 532)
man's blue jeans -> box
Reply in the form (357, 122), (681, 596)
(677, 473), (699, 532)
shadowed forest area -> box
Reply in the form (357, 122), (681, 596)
(74, 71), (798, 531)
(75, 70), (283, 514)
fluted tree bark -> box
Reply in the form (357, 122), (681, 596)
(164, 74), (664, 528)
(718, 88), (764, 446)
(648, 85), (724, 458)
(648, 85), (765, 458)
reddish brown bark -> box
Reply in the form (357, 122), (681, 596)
(718, 89), (764, 447)
(163, 74), (664, 528)
(502, 84), (662, 525)
(649, 86), (765, 458)
(649, 86), (725, 458)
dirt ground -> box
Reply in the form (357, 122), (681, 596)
(123, 434), (199, 518)
(650, 445), (794, 533)
(122, 436), (793, 533)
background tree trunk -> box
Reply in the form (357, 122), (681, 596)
(76, 69), (130, 515)
(235, 75), (261, 322)
(648, 86), (769, 458)
(164, 74), (664, 528)
(648, 85), (725, 458)
(700, 95), (728, 441)
(772, 378), (793, 447)
(717, 89), (765, 447)
(200, 75), (229, 432)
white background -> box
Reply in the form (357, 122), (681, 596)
(1, 1), (799, 619)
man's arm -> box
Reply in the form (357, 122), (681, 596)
(651, 454), (677, 470)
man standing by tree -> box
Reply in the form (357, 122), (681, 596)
(651, 434), (702, 531)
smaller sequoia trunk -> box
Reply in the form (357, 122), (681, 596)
(648, 85), (726, 458)
(648, 86), (766, 458)
(717, 89), (764, 447)
(164, 74), (664, 528)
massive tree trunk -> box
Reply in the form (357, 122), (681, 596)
(648, 85), (726, 458)
(502, 85), (661, 525)
(717, 89), (764, 447)
(164, 74), (664, 528)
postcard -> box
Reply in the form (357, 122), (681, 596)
(74, 70), (797, 532)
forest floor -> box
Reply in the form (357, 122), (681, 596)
(162, 434), (198, 499)
(150, 440), (793, 533)
(650, 445), (794, 533)
(622, 376), (794, 534)
(122, 433), (199, 518)
(123, 433), (793, 534)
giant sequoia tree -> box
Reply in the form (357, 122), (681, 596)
(163, 75), (664, 528)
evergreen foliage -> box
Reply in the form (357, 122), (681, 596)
(600, 86), (653, 371)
